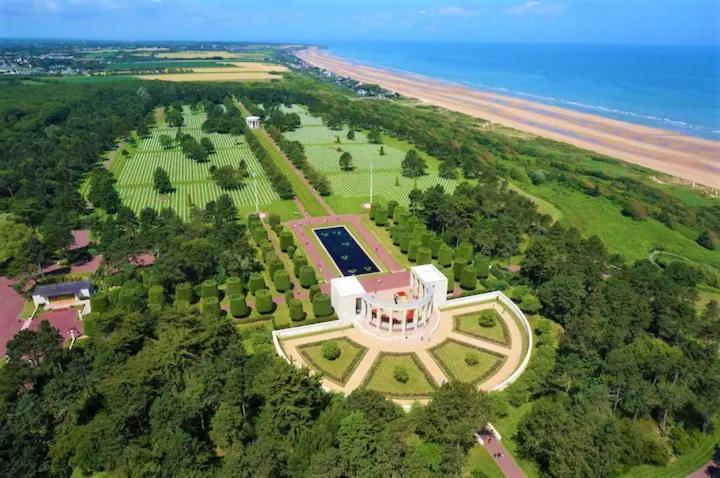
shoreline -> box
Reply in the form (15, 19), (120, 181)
(297, 47), (720, 190)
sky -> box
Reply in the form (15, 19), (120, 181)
(0, 0), (718, 45)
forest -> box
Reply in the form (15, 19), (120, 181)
(0, 73), (718, 477)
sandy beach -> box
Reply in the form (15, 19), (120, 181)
(298, 48), (720, 189)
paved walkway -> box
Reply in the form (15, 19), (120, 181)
(687, 459), (719, 478)
(280, 299), (526, 407)
(0, 276), (27, 356)
(480, 431), (527, 478)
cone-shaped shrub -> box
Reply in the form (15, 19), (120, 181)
(268, 212), (280, 227)
(391, 227), (403, 245)
(421, 232), (433, 247)
(289, 299), (305, 322)
(293, 253), (308, 277)
(369, 202), (380, 220)
(456, 241), (474, 262)
(202, 297), (220, 317)
(407, 240), (421, 261)
(253, 227), (267, 244)
(299, 265), (317, 288)
(279, 231), (294, 251)
(461, 265), (478, 290)
(201, 280), (218, 299)
(398, 209), (410, 226)
(255, 289), (274, 314)
(229, 295), (249, 318)
(399, 233), (412, 253)
(453, 258), (467, 281)
(175, 282), (194, 303)
(268, 257), (284, 277)
(387, 200), (398, 218)
(312, 293), (333, 317)
(148, 285), (164, 309)
(225, 277), (243, 297)
(416, 247), (432, 265)
(444, 268), (455, 293)
(474, 256), (490, 279)
(374, 207), (388, 226)
(412, 223), (427, 236)
(437, 245), (454, 267)
(274, 270), (292, 292)
(309, 284), (321, 301)
(248, 272), (266, 294)
(430, 237), (444, 258)
(90, 293), (109, 313)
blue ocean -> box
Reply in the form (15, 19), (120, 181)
(325, 42), (720, 139)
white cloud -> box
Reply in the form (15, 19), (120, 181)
(504, 1), (565, 16)
(417, 6), (483, 17)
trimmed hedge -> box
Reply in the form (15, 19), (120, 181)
(453, 258), (467, 281)
(437, 244), (454, 267)
(309, 284), (321, 301)
(253, 227), (267, 244)
(248, 272), (266, 294)
(255, 289), (275, 314)
(273, 270), (292, 292)
(293, 253), (308, 277)
(407, 240), (421, 262)
(268, 257), (284, 277)
(268, 212), (280, 227)
(299, 265), (317, 288)
(148, 285), (164, 309)
(374, 207), (388, 226)
(279, 231), (294, 251)
(456, 241), (474, 262)
(175, 282), (194, 303)
(90, 294), (109, 313)
(312, 293), (333, 317)
(289, 298), (306, 322)
(461, 265), (478, 290)
(416, 247), (432, 265)
(429, 237), (444, 258)
(229, 295), (250, 318)
(201, 280), (218, 299)
(201, 297), (220, 317)
(225, 277), (243, 297)
(444, 267), (455, 293)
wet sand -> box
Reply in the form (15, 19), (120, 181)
(298, 47), (720, 189)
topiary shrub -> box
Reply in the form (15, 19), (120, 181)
(465, 352), (480, 366)
(374, 207), (388, 226)
(412, 223), (426, 237)
(399, 233), (412, 253)
(437, 244), (454, 267)
(520, 294), (541, 314)
(299, 265), (317, 288)
(225, 277), (243, 297)
(460, 265), (478, 290)
(289, 299), (305, 322)
(229, 295), (250, 318)
(453, 258), (467, 281)
(429, 237), (444, 258)
(273, 270), (292, 292)
(248, 272), (266, 294)
(420, 231), (433, 247)
(394, 365), (409, 383)
(255, 289), (275, 314)
(312, 293), (333, 317)
(478, 310), (496, 328)
(407, 240), (421, 261)
(444, 268), (455, 293)
(90, 293), (109, 313)
(279, 231), (295, 251)
(397, 209), (410, 226)
(175, 282), (195, 303)
(322, 340), (341, 361)
(293, 253), (308, 277)
(268, 257), (284, 277)
(201, 297), (220, 317)
(201, 280), (218, 299)
(416, 247), (432, 265)
(148, 285), (165, 309)
(268, 212), (280, 227)
(456, 241), (473, 261)
(473, 256), (490, 279)
(369, 202), (380, 220)
(309, 284), (321, 301)
(253, 227), (267, 244)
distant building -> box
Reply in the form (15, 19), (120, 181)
(246, 116), (260, 129)
(32, 280), (92, 311)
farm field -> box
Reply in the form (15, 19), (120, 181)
(114, 106), (298, 220)
(138, 62), (287, 82)
(282, 105), (457, 213)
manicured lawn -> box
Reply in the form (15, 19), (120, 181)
(115, 106), (284, 220)
(465, 443), (506, 478)
(20, 300), (36, 319)
(252, 127), (329, 216)
(430, 339), (505, 384)
(454, 310), (510, 345)
(363, 353), (437, 398)
(299, 337), (368, 384)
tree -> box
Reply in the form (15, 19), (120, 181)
(337, 411), (375, 477)
(367, 129), (381, 144)
(166, 108), (184, 128)
(339, 151), (354, 171)
(346, 129), (355, 140)
(380, 146), (385, 156)
(0, 217), (34, 266)
(201, 137), (215, 155)
(159, 134), (174, 149)
(88, 169), (121, 213)
(439, 159), (457, 179)
(153, 167), (174, 194)
(401, 149), (427, 178)
(697, 229), (718, 250)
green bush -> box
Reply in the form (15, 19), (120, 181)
(412, 223), (427, 237)
(201, 297), (220, 317)
(407, 240), (421, 261)
(397, 209), (410, 226)
(399, 233), (412, 253)
(391, 226), (403, 245)
(253, 227), (267, 244)
(293, 253), (308, 277)
(262, 245), (275, 262)
(394, 365), (409, 383)
(248, 272), (266, 294)
(444, 268), (455, 293)
(299, 265), (317, 288)
(429, 237), (444, 258)
(322, 340), (341, 360)
(255, 289), (275, 314)
(273, 270), (292, 292)
(309, 284), (321, 301)
(279, 231), (294, 251)
(437, 245), (454, 267)
(148, 285), (164, 309)
(421, 232), (433, 247)
(312, 293), (333, 317)
(268, 257), (284, 277)
(456, 241), (473, 261)
(176, 282), (195, 303)
(90, 294), (109, 313)
(229, 295), (250, 318)
(465, 352), (480, 366)
(268, 212), (280, 227)
(289, 299), (305, 322)
(416, 247), (432, 265)
(82, 312), (101, 337)
(461, 265), (478, 290)
(520, 294), (541, 314)
(453, 258), (467, 281)
(369, 202), (379, 220)
(201, 280), (218, 299)
(225, 277), (243, 297)
(374, 207), (388, 226)
(119, 288), (136, 310)
(478, 310), (496, 328)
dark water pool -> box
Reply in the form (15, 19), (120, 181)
(313, 226), (380, 276)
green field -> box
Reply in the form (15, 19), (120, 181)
(430, 339), (505, 384)
(453, 311), (510, 345)
(282, 105), (457, 213)
(299, 337), (368, 384)
(362, 353), (437, 398)
(114, 106), (296, 220)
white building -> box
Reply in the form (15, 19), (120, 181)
(246, 116), (260, 129)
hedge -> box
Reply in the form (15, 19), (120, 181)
(309, 284), (321, 301)
(456, 241), (474, 262)
(461, 265), (478, 290)
(293, 253), (308, 277)
(201, 297), (220, 317)
(312, 293), (333, 317)
(90, 294), (109, 313)
(201, 280), (218, 299)
(399, 233), (412, 253)
(387, 200), (399, 218)
(437, 244), (454, 267)
(421, 231), (433, 247)
(273, 270), (292, 292)
(374, 207), (388, 226)
(453, 258), (467, 281)
(175, 282), (194, 303)
(253, 227), (267, 244)
(279, 231), (294, 251)
(268, 257), (284, 277)
(255, 289), (275, 314)
(429, 237), (444, 258)
(268, 212), (280, 227)
(229, 295), (250, 318)
(225, 277), (243, 297)
(288, 298), (305, 322)
(299, 265), (317, 288)
(148, 285), (165, 309)
(248, 272), (266, 294)
(416, 247), (432, 265)
(407, 240), (421, 262)
(444, 268), (455, 293)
